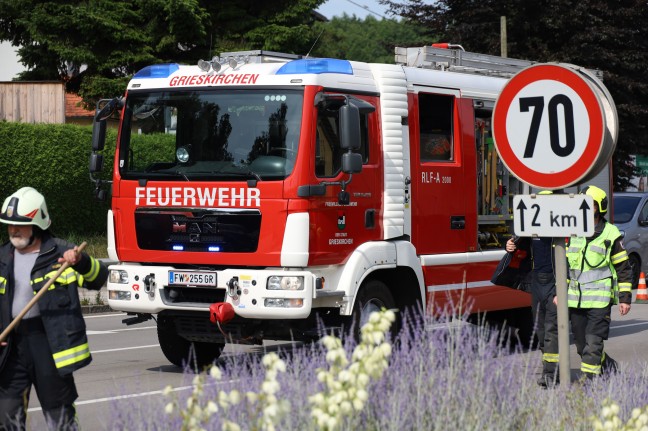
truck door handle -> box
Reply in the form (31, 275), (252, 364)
(451, 216), (465, 230)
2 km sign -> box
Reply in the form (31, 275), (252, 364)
(513, 194), (594, 237)
(493, 64), (617, 189)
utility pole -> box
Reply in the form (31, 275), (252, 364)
(500, 16), (508, 58)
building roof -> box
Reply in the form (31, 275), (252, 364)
(65, 93), (94, 118)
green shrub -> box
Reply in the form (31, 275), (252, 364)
(0, 121), (116, 239)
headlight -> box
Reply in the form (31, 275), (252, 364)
(267, 275), (304, 290)
(109, 269), (129, 284)
(109, 290), (132, 300)
(264, 298), (303, 308)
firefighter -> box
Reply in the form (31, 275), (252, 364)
(565, 185), (632, 380)
(505, 190), (560, 388)
(0, 187), (108, 430)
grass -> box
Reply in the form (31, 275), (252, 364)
(102, 309), (648, 430)
(64, 233), (109, 259)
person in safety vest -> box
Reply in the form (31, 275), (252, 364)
(0, 187), (108, 430)
(564, 185), (632, 380)
(506, 190), (560, 388)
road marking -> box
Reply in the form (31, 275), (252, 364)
(610, 321), (648, 330)
(92, 344), (160, 354)
(27, 385), (194, 412)
(84, 313), (127, 319)
(87, 326), (156, 335)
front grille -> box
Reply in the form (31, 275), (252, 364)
(162, 286), (226, 305)
(135, 208), (261, 252)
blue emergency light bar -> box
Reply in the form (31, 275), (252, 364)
(134, 64), (180, 79)
(277, 59), (353, 75)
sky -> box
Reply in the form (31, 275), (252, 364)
(316, 0), (390, 20)
(0, 0), (392, 81)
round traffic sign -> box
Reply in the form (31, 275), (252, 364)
(493, 63), (617, 189)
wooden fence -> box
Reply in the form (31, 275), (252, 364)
(0, 82), (65, 123)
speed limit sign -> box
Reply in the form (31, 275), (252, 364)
(493, 64), (617, 189)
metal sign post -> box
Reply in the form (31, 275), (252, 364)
(553, 238), (570, 387)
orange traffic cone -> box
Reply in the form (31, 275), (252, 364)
(635, 272), (648, 304)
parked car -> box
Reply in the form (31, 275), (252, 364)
(612, 192), (648, 289)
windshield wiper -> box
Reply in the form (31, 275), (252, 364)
(145, 168), (189, 181)
(187, 165), (263, 182)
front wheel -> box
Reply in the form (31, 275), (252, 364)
(348, 280), (398, 340)
(157, 317), (224, 369)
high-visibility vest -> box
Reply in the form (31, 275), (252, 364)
(566, 223), (624, 308)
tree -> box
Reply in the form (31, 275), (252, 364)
(0, 0), (326, 107)
(311, 14), (426, 63)
(381, 0), (648, 191)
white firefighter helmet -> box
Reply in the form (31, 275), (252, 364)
(0, 187), (51, 230)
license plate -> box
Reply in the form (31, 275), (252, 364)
(168, 271), (217, 287)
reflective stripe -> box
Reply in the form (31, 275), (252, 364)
(83, 258), (100, 282)
(569, 269), (582, 278)
(567, 247), (581, 253)
(575, 267), (613, 283)
(581, 362), (601, 375)
(0, 276), (6, 294)
(589, 245), (606, 254)
(611, 250), (628, 265)
(52, 343), (91, 369)
(31, 268), (79, 290)
(543, 352), (559, 363)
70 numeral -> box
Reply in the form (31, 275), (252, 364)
(519, 95), (575, 158)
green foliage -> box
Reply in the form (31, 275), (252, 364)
(311, 15), (427, 63)
(0, 0), (327, 102)
(0, 121), (115, 238)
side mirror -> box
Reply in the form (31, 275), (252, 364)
(89, 153), (104, 173)
(91, 119), (107, 151)
(96, 98), (119, 121)
(339, 104), (361, 151)
(342, 152), (362, 174)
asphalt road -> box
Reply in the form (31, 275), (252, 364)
(21, 292), (648, 430)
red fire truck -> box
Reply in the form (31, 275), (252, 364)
(90, 46), (538, 367)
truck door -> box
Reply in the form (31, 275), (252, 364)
(410, 90), (476, 255)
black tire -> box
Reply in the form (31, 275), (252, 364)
(157, 318), (224, 369)
(629, 253), (641, 290)
(348, 280), (398, 340)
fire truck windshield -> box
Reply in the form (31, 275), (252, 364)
(119, 89), (303, 181)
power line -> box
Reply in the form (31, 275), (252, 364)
(342, 0), (388, 19)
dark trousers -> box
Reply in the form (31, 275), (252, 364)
(570, 305), (614, 376)
(0, 318), (78, 430)
(530, 271), (559, 376)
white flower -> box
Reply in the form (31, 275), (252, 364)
(246, 391), (258, 403)
(209, 366), (222, 380)
(164, 403), (174, 415)
(352, 398), (364, 411)
(326, 416), (338, 430)
(261, 380), (280, 394)
(602, 406), (612, 418)
(206, 401), (218, 414)
(264, 404), (278, 419)
(229, 390), (241, 405)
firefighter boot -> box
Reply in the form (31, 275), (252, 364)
(537, 371), (559, 388)
(602, 355), (619, 376)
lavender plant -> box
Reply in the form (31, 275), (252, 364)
(105, 306), (648, 431)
